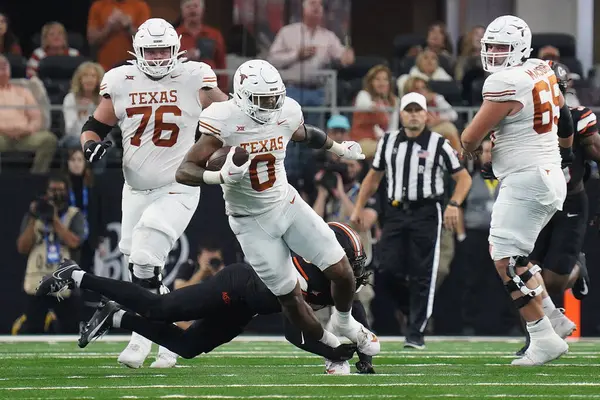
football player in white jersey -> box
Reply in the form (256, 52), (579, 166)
(175, 59), (380, 357)
(460, 15), (575, 366)
(79, 18), (228, 368)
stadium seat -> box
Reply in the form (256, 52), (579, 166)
(392, 56), (416, 77)
(428, 80), (464, 106)
(470, 78), (485, 105)
(337, 56), (388, 81)
(37, 55), (88, 81)
(531, 33), (576, 58)
(392, 34), (426, 59)
(31, 32), (87, 55)
(5, 54), (27, 78)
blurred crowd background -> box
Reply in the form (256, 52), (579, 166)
(2, 0), (600, 338)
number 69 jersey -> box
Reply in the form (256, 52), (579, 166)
(198, 97), (304, 216)
(483, 58), (562, 179)
(100, 61), (217, 190)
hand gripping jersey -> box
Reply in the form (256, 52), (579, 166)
(483, 58), (562, 179)
(198, 97), (304, 216)
(565, 106), (598, 191)
(100, 61), (217, 190)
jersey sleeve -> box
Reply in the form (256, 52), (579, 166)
(482, 71), (530, 106)
(281, 97), (304, 133)
(197, 103), (230, 142)
(99, 67), (120, 100)
(573, 106), (598, 137)
(188, 61), (218, 89)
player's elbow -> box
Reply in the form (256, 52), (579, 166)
(175, 165), (189, 184)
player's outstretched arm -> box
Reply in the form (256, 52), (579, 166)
(175, 133), (224, 186)
(291, 124), (365, 160)
(80, 97), (118, 163)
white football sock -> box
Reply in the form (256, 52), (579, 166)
(112, 310), (125, 328)
(72, 270), (86, 288)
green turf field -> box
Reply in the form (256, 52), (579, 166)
(1, 337), (599, 399)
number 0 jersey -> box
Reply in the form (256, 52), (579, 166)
(100, 61), (217, 190)
(198, 97), (304, 216)
(483, 58), (562, 179)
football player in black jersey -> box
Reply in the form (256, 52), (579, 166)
(36, 222), (377, 374)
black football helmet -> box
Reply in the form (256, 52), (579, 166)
(327, 222), (370, 289)
(547, 60), (570, 95)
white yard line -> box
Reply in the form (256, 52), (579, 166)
(4, 382), (600, 391)
(2, 334), (596, 343)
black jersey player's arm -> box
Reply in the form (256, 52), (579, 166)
(175, 131), (223, 186)
(80, 96), (118, 148)
(580, 133), (600, 162)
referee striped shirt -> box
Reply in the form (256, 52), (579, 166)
(372, 128), (463, 203)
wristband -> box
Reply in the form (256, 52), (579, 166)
(202, 170), (223, 185)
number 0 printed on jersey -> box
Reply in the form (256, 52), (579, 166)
(532, 74), (561, 135)
(126, 105), (181, 147)
(249, 154), (276, 191)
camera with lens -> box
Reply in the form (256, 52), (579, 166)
(316, 161), (350, 194)
(32, 196), (56, 223)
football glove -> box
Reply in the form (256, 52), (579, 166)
(220, 147), (251, 184)
(339, 141), (366, 160)
(84, 140), (112, 163)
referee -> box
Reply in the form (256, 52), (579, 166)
(351, 92), (472, 348)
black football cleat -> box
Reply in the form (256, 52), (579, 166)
(355, 360), (375, 374)
(573, 253), (590, 300)
(79, 301), (120, 348)
(36, 259), (82, 298)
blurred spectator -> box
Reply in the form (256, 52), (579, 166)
(425, 22), (453, 65)
(268, 0), (354, 126)
(87, 0), (151, 71)
(176, 0), (228, 91)
(61, 62), (104, 149)
(15, 174), (85, 333)
(0, 54), (57, 174)
(350, 64), (399, 142)
(0, 12), (21, 55)
(403, 76), (459, 144)
(396, 49), (452, 97)
(538, 45), (560, 62)
(454, 25), (484, 81)
(26, 22), (80, 78)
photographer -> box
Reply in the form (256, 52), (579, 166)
(173, 242), (224, 329)
(15, 174), (85, 333)
(174, 242), (225, 290)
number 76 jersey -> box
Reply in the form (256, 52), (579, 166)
(483, 58), (562, 179)
(198, 97), (304, 216)
(100, 61), (217, 190)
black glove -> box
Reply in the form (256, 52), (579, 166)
(84, 140), (112, 163)
(560, 146), (575, 169)
(481, 161), (496, 180)
(330, 343), (357, 361)
(355, 360), (375, 374)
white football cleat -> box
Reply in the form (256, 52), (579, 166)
(150, 347), (178, 368)
(548, 308), (577, 338)
(118, 333), (152, 369)
(511, 334), (568, 366)
(356, 325), (380, 356)
(325, 359), (351, 375)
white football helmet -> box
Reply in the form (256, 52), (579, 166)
(130, 18), (185, 78)
(233, 59), (286, 124)
(480, 15), (532, 72)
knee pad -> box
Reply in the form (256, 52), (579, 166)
(505, 257), (543, 309)
(129, 263), (163, 291)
